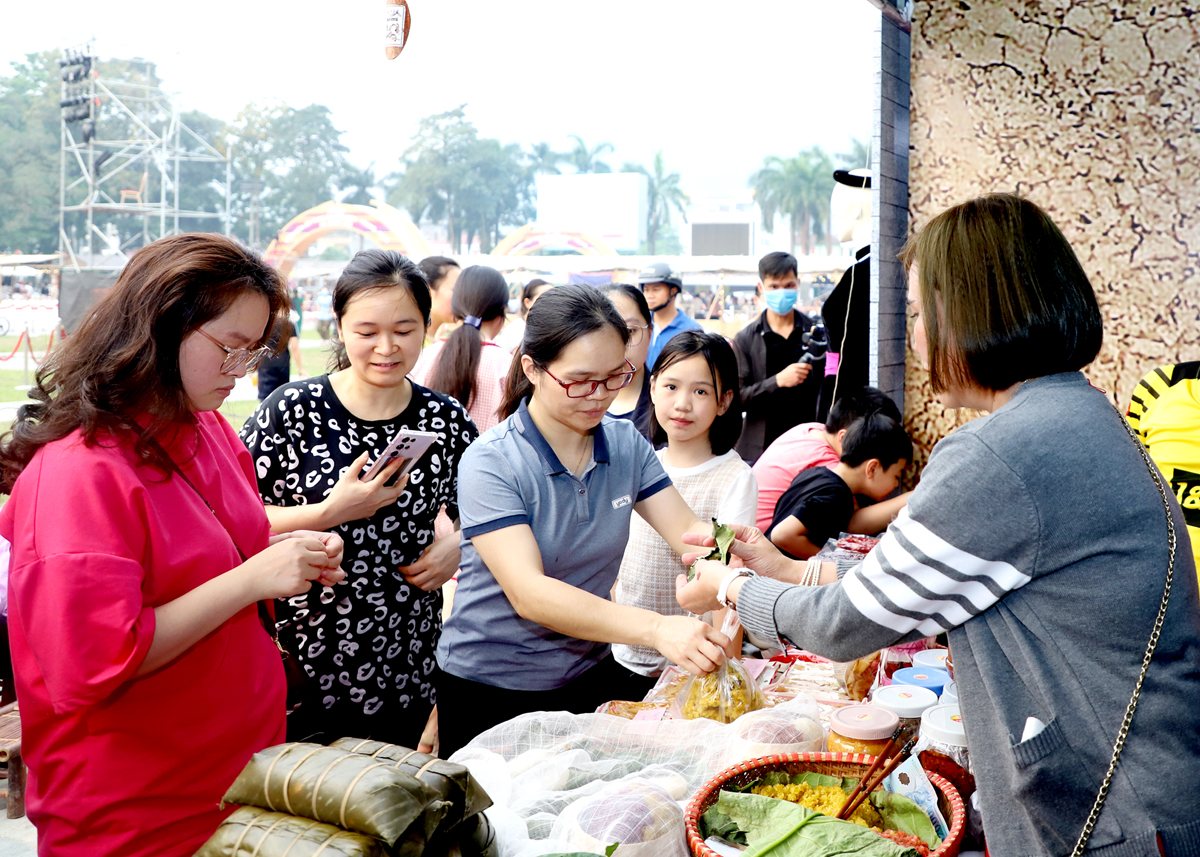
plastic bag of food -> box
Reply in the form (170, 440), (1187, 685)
(550, 779), (688, 857)
(832, 650), (881, 701)
(677, 658), (767, 724)
(194, 806), (387, 857)
(221, 743), (445, 848)
(724, 694), (825, 765)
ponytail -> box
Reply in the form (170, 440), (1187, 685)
(428, 265), (507, 408)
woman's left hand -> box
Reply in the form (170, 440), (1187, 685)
(398, 532), (461, 591)
(674, 559), (731, 614)
(270, 530), (346, 587)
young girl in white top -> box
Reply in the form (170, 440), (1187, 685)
(614, 330), (758, 677)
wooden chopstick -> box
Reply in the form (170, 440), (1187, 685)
(837, 727), (902, 820)
(840, 739), (916, 821)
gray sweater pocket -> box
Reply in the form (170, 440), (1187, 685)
(1009, 716), (1124, 854)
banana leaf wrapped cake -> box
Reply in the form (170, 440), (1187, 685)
(221, 743), (448, 847)
(194, 806), (387, 857)
(331, 738), (492, 829)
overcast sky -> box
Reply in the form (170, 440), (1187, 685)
(4, 0), (881, 200)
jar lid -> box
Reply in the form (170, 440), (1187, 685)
(921, 703), (968, 747)
(871, 684), (939, 718)
(892, 667), (950, 695)
(940, 681), (959, 704)
(830, 704), (900, 741)
(912, 649), (951, 671)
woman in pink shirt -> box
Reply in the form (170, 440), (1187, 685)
(0, 234), (344, 857)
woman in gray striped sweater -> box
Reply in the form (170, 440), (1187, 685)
(679, 194), (1200, 857)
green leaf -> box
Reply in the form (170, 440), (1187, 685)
(688, 519), (736, 581)
(789, 771), (843, 789)
(870, 790), (942, 850)
(605, 844), (620, 856)
(715, 791), (918, 857)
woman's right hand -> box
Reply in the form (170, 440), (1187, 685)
(651, 615), (729, 676)
(681, 523), (797, 582)
(319, 451), (410, 527)
(238, 536), (339, 601)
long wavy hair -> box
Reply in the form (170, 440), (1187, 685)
(428, 265), (508, 409)
(0, 233), (289, 492)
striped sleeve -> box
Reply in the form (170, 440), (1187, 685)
(1126, 363), (1175, 437)
(735, 426), (1042, 661)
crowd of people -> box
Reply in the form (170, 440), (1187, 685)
(0, 192), (1196, 856)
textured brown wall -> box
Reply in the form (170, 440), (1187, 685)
(904, 2), (1200, 473)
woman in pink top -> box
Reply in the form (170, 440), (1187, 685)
(411, 265), (512, 433)
(0, 234), (345, 857)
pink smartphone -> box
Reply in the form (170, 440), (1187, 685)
(359, 429), (439, 483)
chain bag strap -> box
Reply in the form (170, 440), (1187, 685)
(1071, 411), (1178, 856)
(136, 428), (309, 709)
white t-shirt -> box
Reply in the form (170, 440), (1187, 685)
(658, 449), (758, 526)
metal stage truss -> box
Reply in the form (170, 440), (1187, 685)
(58, 42), (232, 270)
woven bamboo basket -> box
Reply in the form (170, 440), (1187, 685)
(684, 752), (966, 857)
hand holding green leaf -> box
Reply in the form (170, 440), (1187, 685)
(688, 518), (737, 581)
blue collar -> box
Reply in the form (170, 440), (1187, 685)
(515, 398), (611, 475)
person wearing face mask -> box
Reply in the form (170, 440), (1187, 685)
(732, 252), (824, 464)
(640, 262), (703, 372)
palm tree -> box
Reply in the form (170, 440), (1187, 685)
(750, 147), (835, 255)
(339, 162), (377, 205)
(567, 135), (614, 173)
(528, 142), (564, 175)
(624, 151), (690, 255)
(836, 137), (872, 170)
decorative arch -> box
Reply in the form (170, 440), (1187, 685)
(491, 223), (616, 256)
(263, 200), (432, 277)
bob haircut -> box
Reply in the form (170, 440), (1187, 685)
(500, 284), (629, 419)
(899, 193), (1102, 395)
(330, 249), (431, 372)
(647, 330), (743, 456)
(0, 233), (289, 491)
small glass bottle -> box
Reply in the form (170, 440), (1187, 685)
(871, 684), (939, 750)
(827, 704), (900, 757)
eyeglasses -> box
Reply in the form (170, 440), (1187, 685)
(195, 327), (273, 375)
(543, 359), (636, 398)
(625, 323), (650, 346)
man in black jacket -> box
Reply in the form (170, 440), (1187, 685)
(733, 252), (824, 463)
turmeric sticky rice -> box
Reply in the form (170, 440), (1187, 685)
(750, 782), (884, 829)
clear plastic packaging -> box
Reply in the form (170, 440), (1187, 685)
(723, 693), (824, 765)
(676, 659), (767, 724)
(549, 779), (688, 857)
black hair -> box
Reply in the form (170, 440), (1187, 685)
(520, 279), (553, 319)
(330, 250), (431, 371)
(418, 255), (460, 292)
(500, 284), (630, 418)
(840, 412), (913, 469)
(428, 265), (509, 410)
(599, 283), (652, 326)
(758, 251), (798, 282)
(825, 386), (902, 433)
(647, 330), (743, 456)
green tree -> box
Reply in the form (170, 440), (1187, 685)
(750, 147), (835, 255)
(623, 151), (690, 255)
(527, 142), (564, 176)
(389, 106), (532, 253)
(0, 52), (62, 253)
(338, 162), (377, 205)
(567, 134), (613, 173)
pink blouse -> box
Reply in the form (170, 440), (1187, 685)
(0, 412), (286, 857)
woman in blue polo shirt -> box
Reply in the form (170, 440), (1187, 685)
(436, 285), (731, 756)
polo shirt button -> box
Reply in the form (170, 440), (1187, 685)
(578, 488), (585, 495)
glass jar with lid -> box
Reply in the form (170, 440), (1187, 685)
(871, 684), (939, 748)
(827, 704), (899, 757)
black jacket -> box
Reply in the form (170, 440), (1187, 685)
(732, 309), (824, 463)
